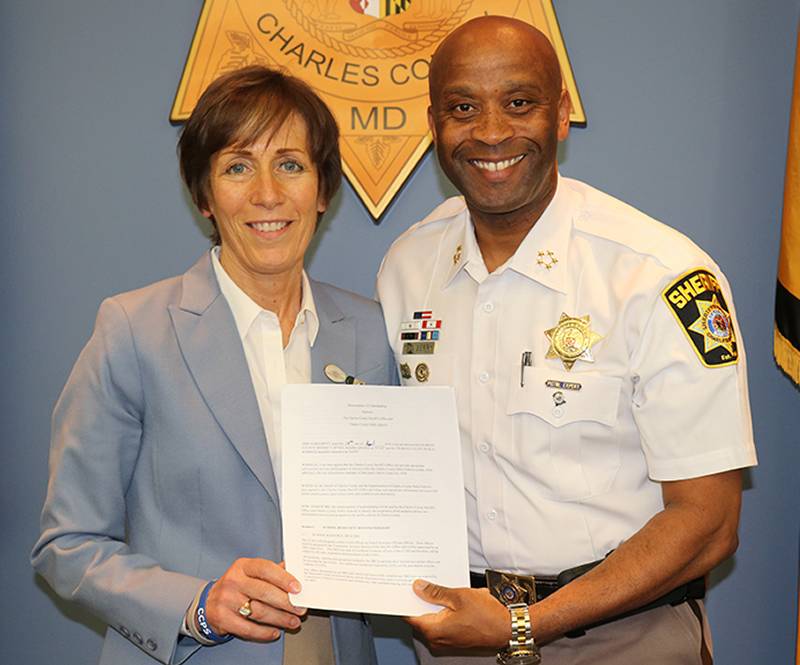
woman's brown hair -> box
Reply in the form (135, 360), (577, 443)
(178, 66), (341, 244)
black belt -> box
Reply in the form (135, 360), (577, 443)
(470, 571), (560, 602)
(470, 563), (706, 638)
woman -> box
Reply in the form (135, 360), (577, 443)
(31, 66), (395, 665)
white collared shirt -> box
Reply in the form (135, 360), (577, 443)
(377, 175), (756, 575)
(211, 247), (318, 497)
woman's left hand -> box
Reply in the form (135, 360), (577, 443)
(203, 558), (307, 642)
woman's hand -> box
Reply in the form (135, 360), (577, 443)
(202, 558), (306, 642)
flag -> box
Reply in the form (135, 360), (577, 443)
(349, 0), (412, 18)
(778, 26), (800, 665)
(775, 28), (800, 386)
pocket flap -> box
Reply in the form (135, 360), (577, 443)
(507, 368), (621, 428)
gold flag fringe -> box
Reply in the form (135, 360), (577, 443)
(774, 326), (800, 385)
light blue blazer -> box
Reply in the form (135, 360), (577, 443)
(32, 253), (397, 665)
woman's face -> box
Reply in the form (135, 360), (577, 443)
(203, 114), (326, 286)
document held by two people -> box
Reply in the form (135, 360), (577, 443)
(281, 384), (469, 616)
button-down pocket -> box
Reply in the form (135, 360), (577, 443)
(395, 352), (454, 386)
(507, 368), (622, 501)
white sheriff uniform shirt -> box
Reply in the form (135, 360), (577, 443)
(376, 176), (757, 576)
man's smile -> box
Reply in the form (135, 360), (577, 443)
(468, 154), (526, 172)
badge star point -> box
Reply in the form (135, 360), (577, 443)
(544, 313), (603, 371)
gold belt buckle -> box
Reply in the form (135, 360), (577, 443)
(485, 570), (538, 606)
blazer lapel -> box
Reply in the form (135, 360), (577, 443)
(168, 254), (280, 507)
(310, 280), (355, 384)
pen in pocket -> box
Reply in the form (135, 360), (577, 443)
(520, 351), (533, 387)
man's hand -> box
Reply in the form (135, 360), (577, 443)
(407, 470), (743, 652)
(406, 580), (511, 651)
(203, 559), (306, 642)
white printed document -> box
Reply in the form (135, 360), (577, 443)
(281, 384), (469, 616)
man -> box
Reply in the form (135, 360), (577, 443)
(376, 16), (756, 665)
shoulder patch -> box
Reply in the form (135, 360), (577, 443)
(662, 268), (738, 367)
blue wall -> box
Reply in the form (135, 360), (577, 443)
(2, 1), (798, 663)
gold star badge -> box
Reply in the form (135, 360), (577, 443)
(545, 313), (603, 370)
(688, 294), (736, 356)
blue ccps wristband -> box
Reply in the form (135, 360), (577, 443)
(196, 581), (233, 644)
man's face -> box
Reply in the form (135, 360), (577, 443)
(428, 26), (570, 225)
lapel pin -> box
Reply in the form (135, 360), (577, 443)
(545, 379), (582, 391)
(324, 364), (365, 385)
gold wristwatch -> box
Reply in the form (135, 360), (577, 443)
(496, 603), (541, 665)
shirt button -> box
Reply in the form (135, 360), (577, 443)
(133, 632), (143, 645)
(479, 441), (490, 453)
(553, 406), (565, 418)
(479, 371), (490, 383)
(146, 639), (158, 652)
(487, 509), (497, 521)
(482, 302), (495, 313)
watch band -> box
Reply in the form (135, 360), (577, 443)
(496, 603), (541, 665)
(509, 603), (532, 651)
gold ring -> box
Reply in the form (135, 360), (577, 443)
(238, 600), (253, 618)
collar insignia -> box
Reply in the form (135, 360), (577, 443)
(537, 250), (558, 270)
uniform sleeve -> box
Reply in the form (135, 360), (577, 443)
(630, 266), (757, 481)
(31, 298), (205, 665)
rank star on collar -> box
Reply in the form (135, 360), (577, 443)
(544, 313), (603, 371)
(688, 294), (736, 355)
(537, 250), (558, 270)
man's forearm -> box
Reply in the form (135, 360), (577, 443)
(529, 469), (742, 643)
(408, 470), (742, 651)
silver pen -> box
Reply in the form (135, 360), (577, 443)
(520, 351), (533, 387)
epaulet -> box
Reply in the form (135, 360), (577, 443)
(419, 196), (467, 224)
(567, 179), (713, 272)
(385, 196), (466, 250)
(378, 197), (466, 278)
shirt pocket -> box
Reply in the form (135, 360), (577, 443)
(506, 367), (623, 501)
(395, 352), (454, 386)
